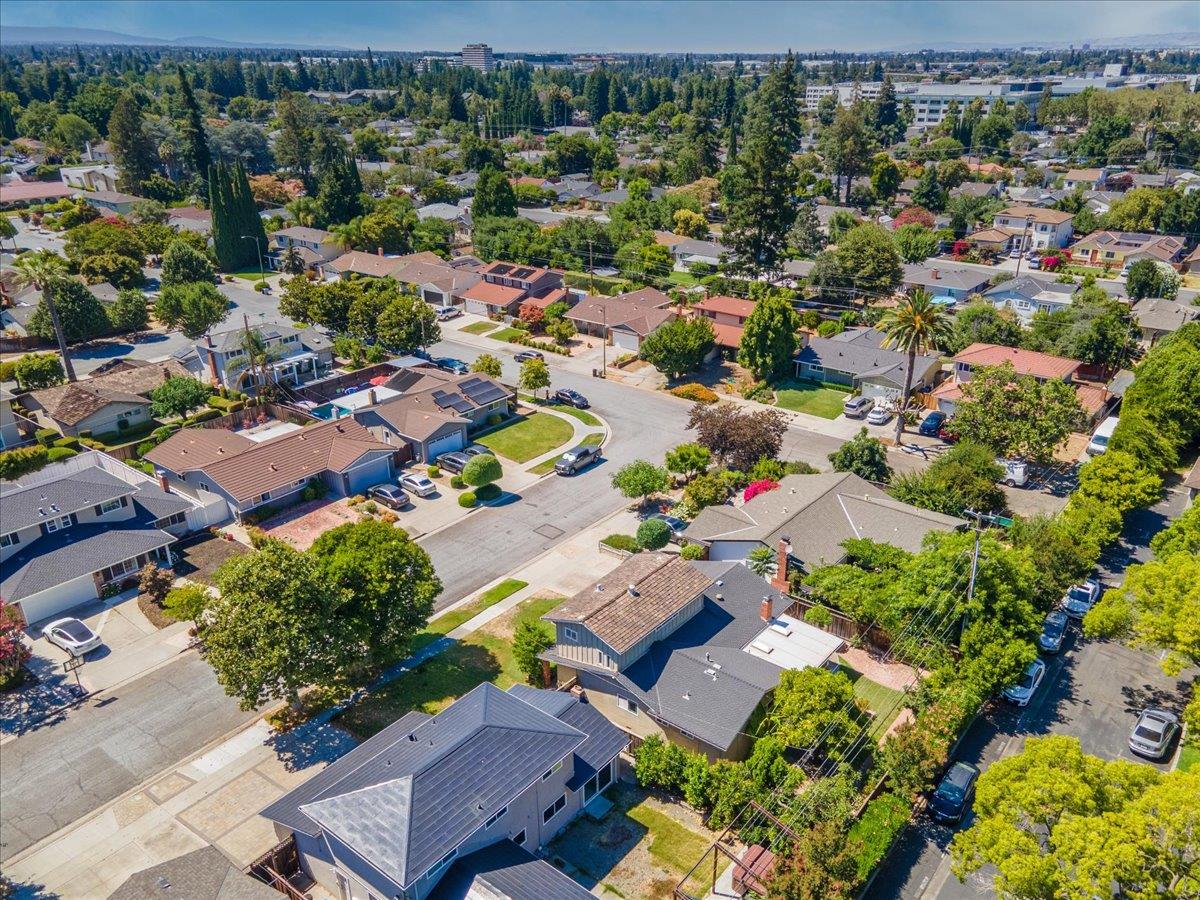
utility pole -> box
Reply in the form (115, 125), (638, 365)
(588, 237), (595, 295)
(1012, 215), (1033, 278)
(961, 508), (1013, 640)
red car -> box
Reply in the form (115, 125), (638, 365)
(937, 423), (960, 444)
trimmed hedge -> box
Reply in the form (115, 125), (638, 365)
(848, 792), (911, 881)
(507, 333), (570, 356)
(458, 491), (477, 508)
(669, 383), (719, 404)
(35, 428), (58, 446)
(53, 436), (81, 450)
(46, 447), (78, 462)
(0, 445), (50, 480)
(601, 533), (641, 553)
(427, 465), (441, 478)
(475, 483), (501, 501)
(450, 475), (466, 489)
(185, 409), (223, 425)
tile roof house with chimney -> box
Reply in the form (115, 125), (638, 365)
(460, 262), (565, 318)
(982, 274), (1078, 324)
(144, 419), (395, 521)
(259, 682), (624, 900)
(0, 451), (221, 624)
(542, 555), (847, 761)
(692, 294), (756, 350)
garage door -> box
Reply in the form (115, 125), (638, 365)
(16, 574), (99, 626)
(464, 300), (489, 317)
(426, 432), (466, 462)
(612, 330), (640, 352)
(861, 383), (898, 402)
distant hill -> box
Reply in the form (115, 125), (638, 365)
(0, 25), (340, 50)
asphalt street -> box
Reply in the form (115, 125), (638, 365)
(0, 653), (258, 862)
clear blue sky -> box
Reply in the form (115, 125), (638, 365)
(2, 0), (1197, 53)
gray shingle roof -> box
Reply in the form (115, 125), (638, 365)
(983, 274), (1075, 302)
(431, 840), (594, 900)
(1, 467), (135, 533)
(110, 846), (278, 900)
(794, 330), (941, 382)
(261, 683), (588, 890)
(902, 263), (992, 293)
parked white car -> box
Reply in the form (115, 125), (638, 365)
(1062, 580), (1102, 619)
(998, 459), (1028, 487)
(1002, 658), (1046, 707)
(44, 618), (103, 657)
(399, 473), (438, 497)
(866, 405), (893, 426)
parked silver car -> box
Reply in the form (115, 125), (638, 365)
(1062, 579), (1101, 619)
(1037, 610), (1069, 654)
(843, 395), (874, 419)
(1002, 658), (1046, 707)
(399, 473), (437, 497)
(1128, 708), (1179, 760)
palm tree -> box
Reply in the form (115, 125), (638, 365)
(746, 545), (778, 578)
(878, 288), (952, 445)
(285, 197), (320, 227)
(224, 327), (281, 390)
(329, 217), (364, 252)
(280, 246), (305, 275)
(12, 250), (76, 382)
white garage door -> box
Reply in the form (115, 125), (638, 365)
(17, 573), (98, 626)
(464, 300), (489, 317)
(612, 329), (640, 352)
(861, 382), (898, 402)
(426, 432), (466, 461)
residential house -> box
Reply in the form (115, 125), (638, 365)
(517, 207), (569, 227)
(77, 190), (144, 217)
(1182, 245), (1200, 274)
(551, 176), (601, 202)
(684, 472), (965, 568)
(268, 226), (342, 272)
(543, 555), (846, 760)
(0, 451), (222, 624)
(1061, 168), (1107, 191)
(59, 164), (119, 192)
(692, 294), (755, 350)
(182, 323), (334, 391)
(901, 263), (992, 304)
(1068, 230), (1186, 271)
(23, 360), (192, 438)
(990, 206), (1075, 250)
(110, 846), (278, 900)
(145, 418), (396, 521)
(590, 185), (667, 208)
(416, 202), (472, 240)
(259, 681), (625, 900)
(326, 250), (416, 280)
(390, 259), (482, 308)
(0, 387), (24, 449)
(950, 181), (1001, 200)
(793, 327), (943, 402)
(460, 261), (564, 318)
(670, 238), (729, 269)
(445, 171), (478, 195)
(167, 206), (212, 235)
(931, 342), (1113, 425)
(1131, 297), (1200, 346)
(353, 369), (513, 462)
(81, 140), (113, 164)
(0, 180), (73, 208)
(1004, 185), (1054, 206)
(982, 274), (1077, 324)
(565, 287), (674, 351)
(1184, 458), (1200, 506)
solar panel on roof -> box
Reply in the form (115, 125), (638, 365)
(450, 398), (473, 414)
(490, 263), (513, 275)
(431, 390), (457, 409)
(470, 385), (508, 405)
(511, 267), (534, 279)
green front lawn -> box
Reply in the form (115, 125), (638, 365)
(461, 321), (499, 335)
(478, 412), (574, 463)
(407, 578), (528, 654)
(337, 593), (562, 740)
(526, 431), (602, 475)
(545, 403), (602, 428)
(839, 663), (908, 740)
(1178, 744), (1199, 773)
(224, 268), (270, 281)
(489, 326), (524, 342)
(773, 379), (850, 419)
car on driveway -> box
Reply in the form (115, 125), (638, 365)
(1062, 579), (1101, 619)
(43, 618), (103, 657)
(919, 411), (947, 436)
(1037, 610), (1069, 654)
(554, 388), (590, 409)
(866, 405), (892, 425)
(463, 443), (494, 458)
(434, 305), (461, 321)
(843, 395), (874, 419)
(436, 451), (471, 473)
(1002, 658), (1046, 707)
(555, 443), (601, 475)
(399, 473), (437, 497)
(1128, 708), (1179, 760)
(999, 458), (1028, 487)
(433, 357), (470, 375)
(928, 761), (979, 824)
(648, 512), (687, 542)
(514, 349), (545, 363)
(367, 483), (410, 510)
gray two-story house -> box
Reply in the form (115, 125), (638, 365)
(260, 682), (625, 900)
(182, 323), (334, 391)
(267, 226), (342, 272)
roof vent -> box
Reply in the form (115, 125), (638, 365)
(705, 651), (711, 663)
(595, 583), (604, 592)
(408, 733), (417, 741)
(627, 584), (639, 597)
(715, 593), (724, 602)
(682, 692), (691, 701)
(37, 507), (45, 516)
(715, 580), (723, 587)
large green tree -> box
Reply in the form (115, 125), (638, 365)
(209, 160), (267, 272)
(819, 103), (877, 205)
(951, 361), (1083, 461)
(155, 281), (229, 338)
(472, 164), (518, 220)
(315, 146), (365, 226)
(161, 239), (215, 286)
(376, 293), (439, 352)
(639, 316), (716, 381)
(878, 288), (951, 443)
(828, 428), (892, 483)
(834, 223), (904, 301)
(176, 66), (212, 182)
(11, 250), (76, 381)
(107, 91), (159, 193)
(737, 291), (798, 381)
(28, 277), (109, 344)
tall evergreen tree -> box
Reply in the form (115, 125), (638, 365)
(176, 65), (212, 182)
(473, 164), (517, 219)
(722, 54), (802, 276)
(107, 91), (158, 193)
(209, 160), (266, 272)
(315, 147), (365, 226)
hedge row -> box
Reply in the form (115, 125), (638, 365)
(507, 333), (570, 356)
(0, 445), (49, 480)
(669, 383), (719, 404)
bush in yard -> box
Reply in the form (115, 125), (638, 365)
(138, 563), (174, 605)
(743, 479), (780, 502)
(427, 465), (441, 478)
(450, 475), (466, 489)
(683, 470), (731, 509)
(462, 453), (502, 488)
(46, 447), (77, 462)
(163, 583), (210, 622)
(35, 428), (58, 446)
(513, 620), (554, 686)
(804, 605), (833, 628)
(682, 753), (717, 810)
(828, 428), (892, 484)
(636, 517), (673, 551)
(53, 436), (81, 450)
(633, 735), (689, 793)
(611, 459), (670, 506)
(669, 383), (719, 404)
(458, 491), (477, 508)
(475, 483), (501, 501)
(0, 600), (32, 687)
(601, 534), (640, 553)
(847, 792), (911, 882)
(680, 542), (706, 560)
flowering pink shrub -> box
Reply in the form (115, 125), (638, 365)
(951, 239), (971, 259)
(892, 205), (935, 230)
(1041, 255), (1062, 271)
(743, 479), (780, 503)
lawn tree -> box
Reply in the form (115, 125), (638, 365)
(518, 357), (551, 398)
(611, 460), (671, 507)
(0, 215), (17, 251)
(737, 291), (799, 381)
(1073, 450), (1162, 513)
(107, 90), (159, 193)
(944, 301), (1022, 354)
(376, 293), (439, 352)
(546, 318), (576, 346)
(768, 667), (858, 754)
(79, 253), (145, 289)
(462, 453), (503, 488)
(1125, 258), (1178, 302)
(636, 518), (672, 551)
(12, 353), (65, 391)
(280, 245), (306, 275)
(950, 735), (1196, 900)
(638, 317), (716, 381)
(835, 223), (904, 303)
(209, 159), (267, 272)
(890, 442), (1005, 517)
(664, 442), (712, 482)
(309, 521), (442, 672)
(155, 281), (230, 338)
(28, 277), (110, 344)
(893, 223), (939, 263)
(200, 539), (352, 709)
(746, 545), (778, 578)
(473, 164), (518, 219)
(108, 288), (149, 334)
(686, 402), (788, 472)
(877, 288), (952, 443)
(952, 362), (1083, 462)
(870, 152), (903, 204)
(819, 104), (876, 204)
(176, 65), (212, 185)
(11, 250), (76, 381)
(315, 146), (365, 227)
(150, 376), (211, 419)
(470, 353), (503, 378)
(828, 428), (892, 483)
(513, 620), (554, 687)
(910, 165), (947, 212)
(1149, 502), (1200, 558)
(789, 201), (826, 258)
(161, 240), (215, 286)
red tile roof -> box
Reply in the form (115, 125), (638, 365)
(0, 181), (74, 203)
(695, 294), (756, 319)
(954, 343), (1081, 380)
(709, 321), (745, 348)
(462, 280), (526, 307)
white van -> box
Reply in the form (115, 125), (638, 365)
(998, 459), (1028, 488)
(1087, 415), (1119, 456)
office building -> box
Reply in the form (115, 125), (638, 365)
(461, 43), (495, 73)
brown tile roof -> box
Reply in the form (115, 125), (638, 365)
(195, 419), (392, 503)
(30, 360), (192, 426)
(612, 287), (672, 307)
(547, 553), (713, 654)
(0, 181), (74, 203)
(326, 251), (408, 278)
(695, 295), (755, 319)
(566, 296), (675, 335)
(996, 206), (1074, 225)
(144, 428), (255, 473)
(955, 343), (1082, 380)
(462, 280), (526, 307)
(709, 321), (745, 348)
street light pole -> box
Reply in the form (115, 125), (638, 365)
(1013, 216), (1033, 279)
(241, 234), (265, 287)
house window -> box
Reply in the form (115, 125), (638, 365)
(0, 532), (19, 548)
(542, 794), (566, 824)
(617, 696), (639, 716)
(99, 498), (123, 514)
(541, 760), (562, 781)
(44, 515), (72, 534)
(484, 805), (508, 828)
(598, 761), (613, 791)
(198, 482), (211, 492)
(513, 829), (527, 847)
(155, 512), (186, 528)
(427, 849), (457, 880)
(100, 557), (138, 582)
(563, 626), (579, 642)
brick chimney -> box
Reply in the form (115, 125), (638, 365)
(368, 388), (378, 405)
(770, 536), (791, 592)
(932, 268), (940, 280)
(377, 246), (384, 256)
(760, 596), (773, 623)
(156, 470), (171, 494)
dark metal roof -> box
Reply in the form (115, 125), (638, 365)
(506, 685), (630, 792)
(431, 840), (594, 900)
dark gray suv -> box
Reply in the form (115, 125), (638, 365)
(555, 444), (601, 475)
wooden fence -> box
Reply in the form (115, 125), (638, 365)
(782, 594), (892, 653)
